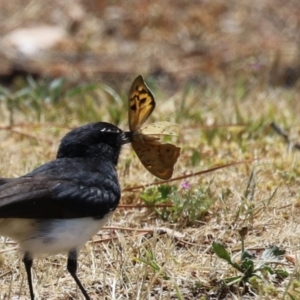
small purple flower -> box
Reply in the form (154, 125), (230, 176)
(181, 181), (190, 190)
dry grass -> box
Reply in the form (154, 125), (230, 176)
(0, 78), (299, 299)
(0, 0), (300, 299)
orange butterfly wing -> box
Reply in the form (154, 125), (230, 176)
(128, 75), (155, 131)
(131, 140), (181, 180)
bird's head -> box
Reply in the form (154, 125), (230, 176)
(57, 122), (130, 165)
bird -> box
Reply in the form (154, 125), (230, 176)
(0, 121), (130, 300)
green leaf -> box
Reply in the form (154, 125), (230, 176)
(225, 276), (242, 285)
(157, 184), (174, 199)
(212, 242), (245, 272)
(212, 242), (231, 262)
(262, 266), (275, 275)
(241, 258), (254, 275)
(274, 269), (289, 278)
(241, 250), (254, 261)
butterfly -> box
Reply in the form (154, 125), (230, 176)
(127, 75), (181, 180)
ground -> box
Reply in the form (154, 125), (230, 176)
(0, 0), (300, 299)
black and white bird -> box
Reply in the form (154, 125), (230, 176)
(0, 122), (130, 300)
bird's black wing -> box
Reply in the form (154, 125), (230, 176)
(0, 175), (120, 219)
(0, 178), (13, 186)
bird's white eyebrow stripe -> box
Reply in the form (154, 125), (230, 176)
(100, 128), (121, 133)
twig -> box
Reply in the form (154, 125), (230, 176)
(9, 129), (53, 144)
(118, 203), (173, 208)
(0, 247), (18, 254)
(270, 121), (300, 150)
(95, 226), (197, 246)
(123, 160), (254, 192)
(0, 271), (12, 279)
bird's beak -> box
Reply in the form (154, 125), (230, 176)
(121, 131), (132, 145)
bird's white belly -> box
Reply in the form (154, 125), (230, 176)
(0, 213), (112, 256)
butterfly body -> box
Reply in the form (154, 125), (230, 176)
(127, 75), (181, 180)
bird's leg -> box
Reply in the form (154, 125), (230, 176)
(67, 250), (90, 300)
(23, 252), (35, 300)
